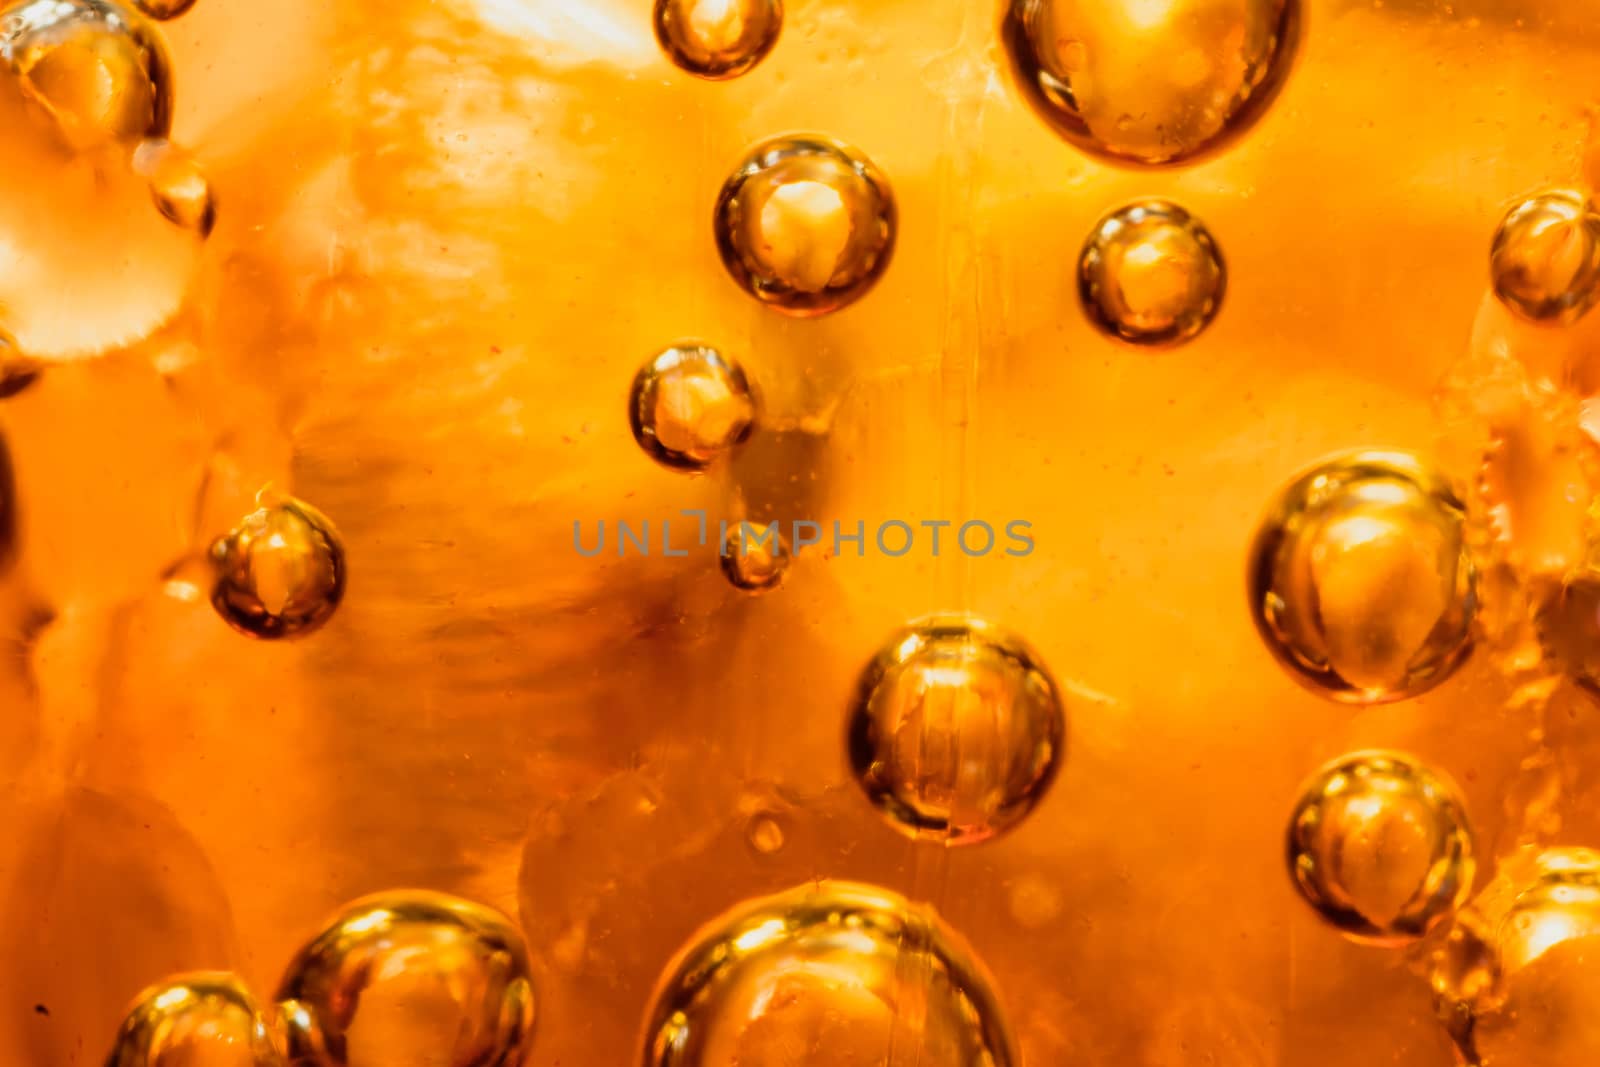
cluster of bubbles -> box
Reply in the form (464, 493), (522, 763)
(1248, 194), (1600, 1062)
(105, 891), (536, 1067)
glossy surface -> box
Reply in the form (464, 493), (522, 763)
(713, 136), (895, 316)
(130, 0), (196, 19)
(653, 0), (781, 80)
(1001, 0), (1299, 166)
(629, 344), (756, 472)
(2, 2), (1600, 1066)
(275, 891), (536, 1067)
(639, 881), (1016, 1067)
(1078, 199), (1225, 346)
(720, 520), (788, 591)
(1287, 751), (1474, 945)
(0, 0), (171, 151)
(105, 973), (283, 1067)
(209, 497), (345, 639)
(1248, 451), (1475, 703)
(847, 616), (1065, 844)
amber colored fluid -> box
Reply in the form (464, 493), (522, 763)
(130, 0), (196, 20)
(5, 1), (1600, 1066)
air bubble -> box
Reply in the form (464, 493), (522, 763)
(1078, 199), (1225, 346)
(1287, 750), (1475, 945)
(0, 0), (172, 152)
(720, 520), (788, 592)
(1248, 451), (1475, 703)
(106, 973), (284, 1066)
(714, 136), (896, 316)
(209, 496), (346, 640)
(630, 345), (756, 472)
(640, 881), (1017, 1067)
(847, 615), (1066, 845)
(654, 0), (781, 80)
(134, 138), (215, 237)
(1433, 847), (1600, 1066)
(276, 891), (536, 1067)
(1001, 0), (1299, 166)
(1490, 190), (1600, 325)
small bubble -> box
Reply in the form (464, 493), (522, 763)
(641, 881), (1018, 1067)
(106, 972), (284, 1066)
(629, 344), (756, 472)
(1287, 750), (1475, 946)
(1490, 190), (1600, 325)
(720, 521), (788, 592)
(133, 138), (215, 237)
(276, 891), (536, 1067)
(654, 0), (781, 80)
(745, 812), (785, 853)
(129, 0), (194, 18)
(714, 135), (896, 316)
(848, 615), (1066, 845)
(1001, 0), (1299, 166)
(1248, 451), (1475, 703)
(209, 496), (346, 640)
(1433, 847), (1600, 1066)
(0, 0), (173, 152)
(1078, 199), (1226, 346)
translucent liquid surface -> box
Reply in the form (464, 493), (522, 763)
(275, 891), (536, 1067)
(639, 881), (1016, 1067)
(1000, 0), (1299, 166)
(713, 136), (895, 317)
(847, 616), (1065, 845)
(1077, 199), (1225, 346)
(1248, 451), (1475, 702)
(1287, 750), (1474, 945)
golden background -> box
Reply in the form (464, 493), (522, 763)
(3, 0), (1600, 1062)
